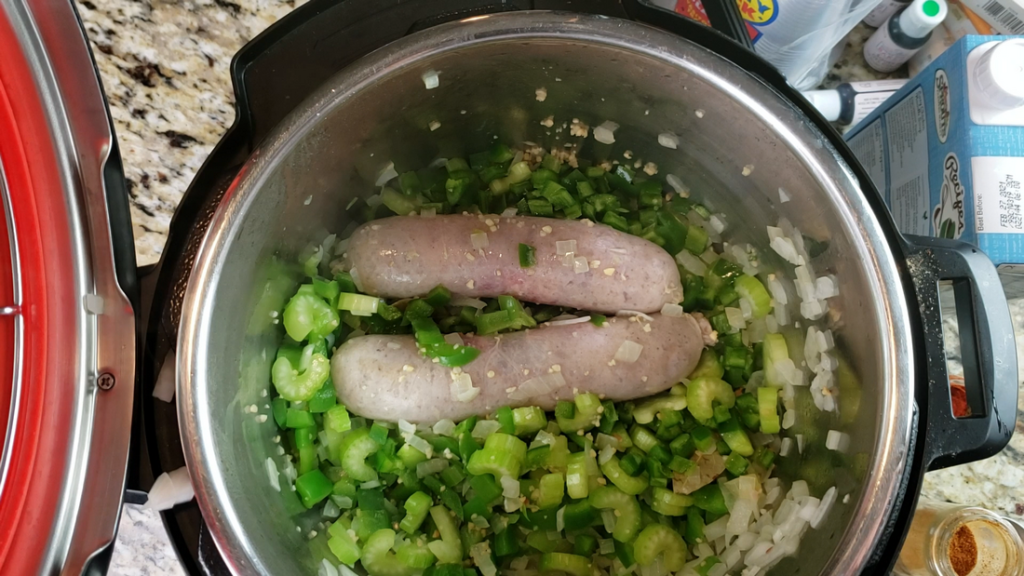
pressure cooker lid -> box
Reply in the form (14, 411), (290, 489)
(0, 1), (137, 573)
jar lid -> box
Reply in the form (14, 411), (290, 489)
(972, 39), (1024, 110)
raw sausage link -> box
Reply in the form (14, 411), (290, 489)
(331, 313), (704, 424)
(344, 214), (682, 314)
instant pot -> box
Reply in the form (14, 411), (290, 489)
(0, 0), (1018, 575)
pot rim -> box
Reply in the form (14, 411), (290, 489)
(178, 10), (917, 575)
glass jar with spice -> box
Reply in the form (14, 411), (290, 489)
(895, 499), (1024, 576)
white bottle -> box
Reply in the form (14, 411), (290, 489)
(864, 0), (949, 73)
(967, 39), (1024, 126)
(864, 0), (912, 27)
(802, 79), (909, 126)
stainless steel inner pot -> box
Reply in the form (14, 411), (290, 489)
(178, 11), (917, 575)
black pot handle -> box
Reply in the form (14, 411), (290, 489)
(622, 0), (754, 51)
(902, 234), (1018, 470)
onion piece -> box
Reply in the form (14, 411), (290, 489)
(593, 121), (619, 144)
(153, 350), (176, 403)
(556, 507), (566, 532)
(779, 437), (793, 457)
(616, 310), (654, 322)
(501, 475), (521, 499)
(501, 207), (519, 217)
(666, 174), (689, 196)
(725, 307), (746, 332)
(778, 187), (791, 203)
(573, 256), (589, 274)
(360, 479), (381, 489)
(598, 445), (617, 465)
(422, 70), (440, 89)
(319, 559), (339, 576)
(432, 419), (456, 437)
(145, 466), (194, 511)
(472, 419), (502, 440)
(614, 340), (644, 363)
(375, 161), (398, 186)
(555, 240), (577, 255)
(471, 542), (498, 576)
(405, 434), (434, 458)
(451, 295), (486, 309)
(398, 419), (416, 435)
(471, 231), (489, 250)
(544, 316), (591, 327)
(676, 250), (708, 276)
(265, 458), (280, 492)
(444, 333), (465, 346)
(660, 303), (683, 317)
(810, 487), (837, 528)
(658, 132), (679, 149)
(825, 430), (850, 452)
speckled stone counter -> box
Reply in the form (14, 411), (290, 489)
(75, 2), (1023, 573)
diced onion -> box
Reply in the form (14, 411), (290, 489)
(602, 509), (617, 533)
(725, 307), (746, 332)
(795, 434), (805, 454)
(504, 497), (522, 513)
(556, 240), (577, 255)
(398, 419), (416, 435)
(360, 479), (381, 489)
(530, 430), (557, 449)
(593, 121), (619, 144)
(471, 231), (489, 250)
(778, 187), (791, 203)
(501, 207), (519, 217)
(782, 410), (796, 429)
(598, 445), (617, 465)
(349, 267), (365, 292)
(152, 350), (176, 403)
(451, 372), (480, 403)
(709, 214), (727, 234)
(595, 433), (621, 450)
(145, 466), (194, 511)
(471, 542), (497, 576)
(472, 419), (503, 440)
(545, 316), (591, 327)
(501, 475), (521, 499)
(405, 434), (434, 458)
(556, 507), (566, 532)
(599, 539), (616, 554)
(614, 340), (644, 363)
(676, 250), (708, 276)
(666, 174), (688, 196)
(432, 419), (456, 437)
(573, 256), (589, 274)
(810, 487), (837, 529)
(815, 275), (839, 299)
(375, 161), (398, 186)
(616, 310), (654, 322)
(508, 372), (566, 401)
(444, 333), (465, 346)
(800, 300), (826, 320)
(658, 132), (679, 149)
(416, 458), (450, 478)
(661, 303), (683, 317)
(319, 559), (340, 576)
(265, 458), (280, 492)
(451, 295), (486, 309)
(704, 515), (730, 542)
(422, 70), (440, 89)
(779, 437), (793, 457)
(770, 236), (802, 266)
(825, 430), (849, 452)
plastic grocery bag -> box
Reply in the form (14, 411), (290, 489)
(653, 0), (887, 89)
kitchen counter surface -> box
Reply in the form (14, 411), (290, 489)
(75, 1), (1024, 574)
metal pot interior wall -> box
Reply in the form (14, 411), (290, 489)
(179, 13), (916, 576)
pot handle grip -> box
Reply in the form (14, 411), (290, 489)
(622, 0), (755, 51)
(902, 235), (1018, 470)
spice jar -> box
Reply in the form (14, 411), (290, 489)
(895, 499), (1024, 576)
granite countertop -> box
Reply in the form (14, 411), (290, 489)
(74, 2), (1024, 574)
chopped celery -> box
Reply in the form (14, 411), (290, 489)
(361, 529), (418, 576)
(283, 286), (339, 342)
(758, 386), (781, 434)
(599, 456), (649, 495)
(589, 486), (642, 542)
(718, 417), (754, 456)
(338, 293), (380, 317)
(631, 394), (688, 425)
(535, 473), (565, 509)
(339, 428), (380, 482)
(689, 348), (724, 380)
(555, 393), (602, 433)
(328, 521), (362, 566)
(272, 344), (331, 402)
(539, 553), (591, 576)
(763, 333), (790, 387)
(467, 433), (527, 479)
(734, 275), (772, 319)
(565, 453), (589, 500)
(633, 523), (686, 571)
(399, 491), (433, 534)
(512, 406), (547, 436)
(686, 377), (736, 422)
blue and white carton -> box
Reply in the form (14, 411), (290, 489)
(845, 35), (1024, 294)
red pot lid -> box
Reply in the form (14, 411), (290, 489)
(0, 2), (136, 573)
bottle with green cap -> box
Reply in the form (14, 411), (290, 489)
(864, 0), (949, 73)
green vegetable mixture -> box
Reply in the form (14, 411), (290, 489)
(268, 144), (795, 576)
